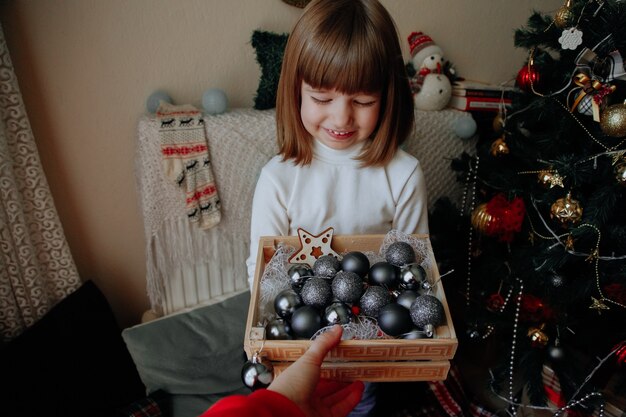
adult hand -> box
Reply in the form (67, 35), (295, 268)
(268, 325), (364, 417)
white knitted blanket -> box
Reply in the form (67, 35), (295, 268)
(135, 107), (474, 315)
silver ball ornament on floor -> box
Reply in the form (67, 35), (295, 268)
(301, 277), (333, 309)
(341, 251), (370, 278)
(332, 271), (364, 304)
(385, 241), (417, 266)
(360, 286), (393, 318)
(241, 354), (274, 390)
(409, 294), (445, 329)
(313, 255), (341, 278)
(274, 289), (303, 319)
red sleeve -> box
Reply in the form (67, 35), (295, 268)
(198, 389), (306, 417)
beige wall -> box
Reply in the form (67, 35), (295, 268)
(0, 0), (562, 327)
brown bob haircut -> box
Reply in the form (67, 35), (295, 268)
(276, 0), (414, 167)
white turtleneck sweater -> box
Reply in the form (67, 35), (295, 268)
(246, 139), (429, 288)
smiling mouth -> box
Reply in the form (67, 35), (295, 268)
(326, 128), (354, 139)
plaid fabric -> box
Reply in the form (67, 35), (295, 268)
(378, 362), (497, 417)
(110, 390), (170, 417)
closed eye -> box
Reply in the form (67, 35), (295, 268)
(355, 100), (377, 107)
(311, 96), (332, 104)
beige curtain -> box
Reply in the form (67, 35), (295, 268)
(0, 23), (80, 342)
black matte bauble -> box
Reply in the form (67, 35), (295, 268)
(396, 290), (418, 310)
(290, 305), (323, 339)
(332, 271), (364, 304)
(274, 289), (303, 319)
(241, 357), (274, 390)
(313, 255), (341, 278)
(341, 251), (370, 278)
(266, 318), (292, 340)
(401, 327), (429, 339)
(399, 264), (427, 290)
(385, 241), (416, 266)
(288, 264), (313, 292)
(368, 262), (400, 288)
(360, 286), (393, 318)
(301, 277), (333, 309)
(324, 301), (353, 325)
(378, 303), (413, 336)
(410, 294), (445, 328)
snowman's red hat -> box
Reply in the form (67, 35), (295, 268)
(408, 31), (442, 67)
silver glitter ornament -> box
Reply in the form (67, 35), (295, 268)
(301, 277), (333, 309)
(266, 318), (292, 340)
(241, 354), (274, 390)
(324, 301), (353, 325)
(332, 271), (364, 304)
(313, 254), (341, 278)
(399, 264), (427, 290)
(288, 264), (313, 292)
(274, 289), (303, 319)
(409, 294), (445, 328)
(341, 251), (370, 278)
(385, 241), (416, 266)
(368, 262), (400, 288)
(377, 303), (413, 336)
(359, 286), (393, 318)
(291, 305), (323, 339)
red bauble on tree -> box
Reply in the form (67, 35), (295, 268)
(516, 62), (541, 93)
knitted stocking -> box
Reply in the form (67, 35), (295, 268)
(156, 102), (221, 229)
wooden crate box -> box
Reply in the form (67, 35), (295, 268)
(244, 234), (457, 382)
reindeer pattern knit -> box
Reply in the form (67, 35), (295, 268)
(157, 103), (221, 229)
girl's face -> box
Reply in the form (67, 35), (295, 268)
(300, 81), (381, 150)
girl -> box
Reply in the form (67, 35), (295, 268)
(246, 0), (428, 415)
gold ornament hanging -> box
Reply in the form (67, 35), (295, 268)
(554, 0), (574, 28)
(550, 193), (583, 226)
(537, 170), (564, 188)
(490, 136), (509, 157)
(600, 102), (626, 138)
(527, 323), (549, 347)
(615, 158), (626, 186)
(471, 203), (494, 235)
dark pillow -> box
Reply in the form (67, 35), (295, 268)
(251, 30), (289, 110)
(0, 280), (145, 417)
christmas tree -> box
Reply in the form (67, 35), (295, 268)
(431, 1), (626, 415)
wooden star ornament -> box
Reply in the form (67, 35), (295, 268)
(589, 297), (610, 314)
(288, 227), (339, 267)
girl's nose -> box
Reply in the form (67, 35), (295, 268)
(332, 102), (353, 127)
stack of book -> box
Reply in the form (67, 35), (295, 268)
(448, 80), (518, 112)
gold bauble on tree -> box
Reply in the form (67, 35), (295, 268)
(550, 193), (583, 226)
(600, 102), (626, 138)
(471, 203), (494, 235)
(490, 136), (510, 157)
(554, 0), (574, 28)
(528, 324), (549, 347)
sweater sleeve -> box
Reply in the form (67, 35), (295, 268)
(199, 389), (306, 417)
(246, 162), (290, 289)
(392, 159), (429, 235)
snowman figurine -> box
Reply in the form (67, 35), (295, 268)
(408, 32), (452, 111)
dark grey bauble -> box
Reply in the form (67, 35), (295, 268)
(332, 271), (364, 304)
(402, 327), (430, 339)
(368, 261), (400, 288)
(300, 277), (333, 309)
(313, 255), (341, 278)
(274, 289), (303, 319)
(341, 251), (370, 278)
(266, 318), (292, 340)
(399, 264), (427, 290)
(409, 294), (445, 328)
(359, 286), (393, 318)
(288, 263), (314, 292)
(241, 357), (274, 390)
(385, 241), (416, 266)
(396, 290), (418, 310)
(377, 303), (413, 336)
(290, 305), (323, 339)
(324, 301), (353, 325)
